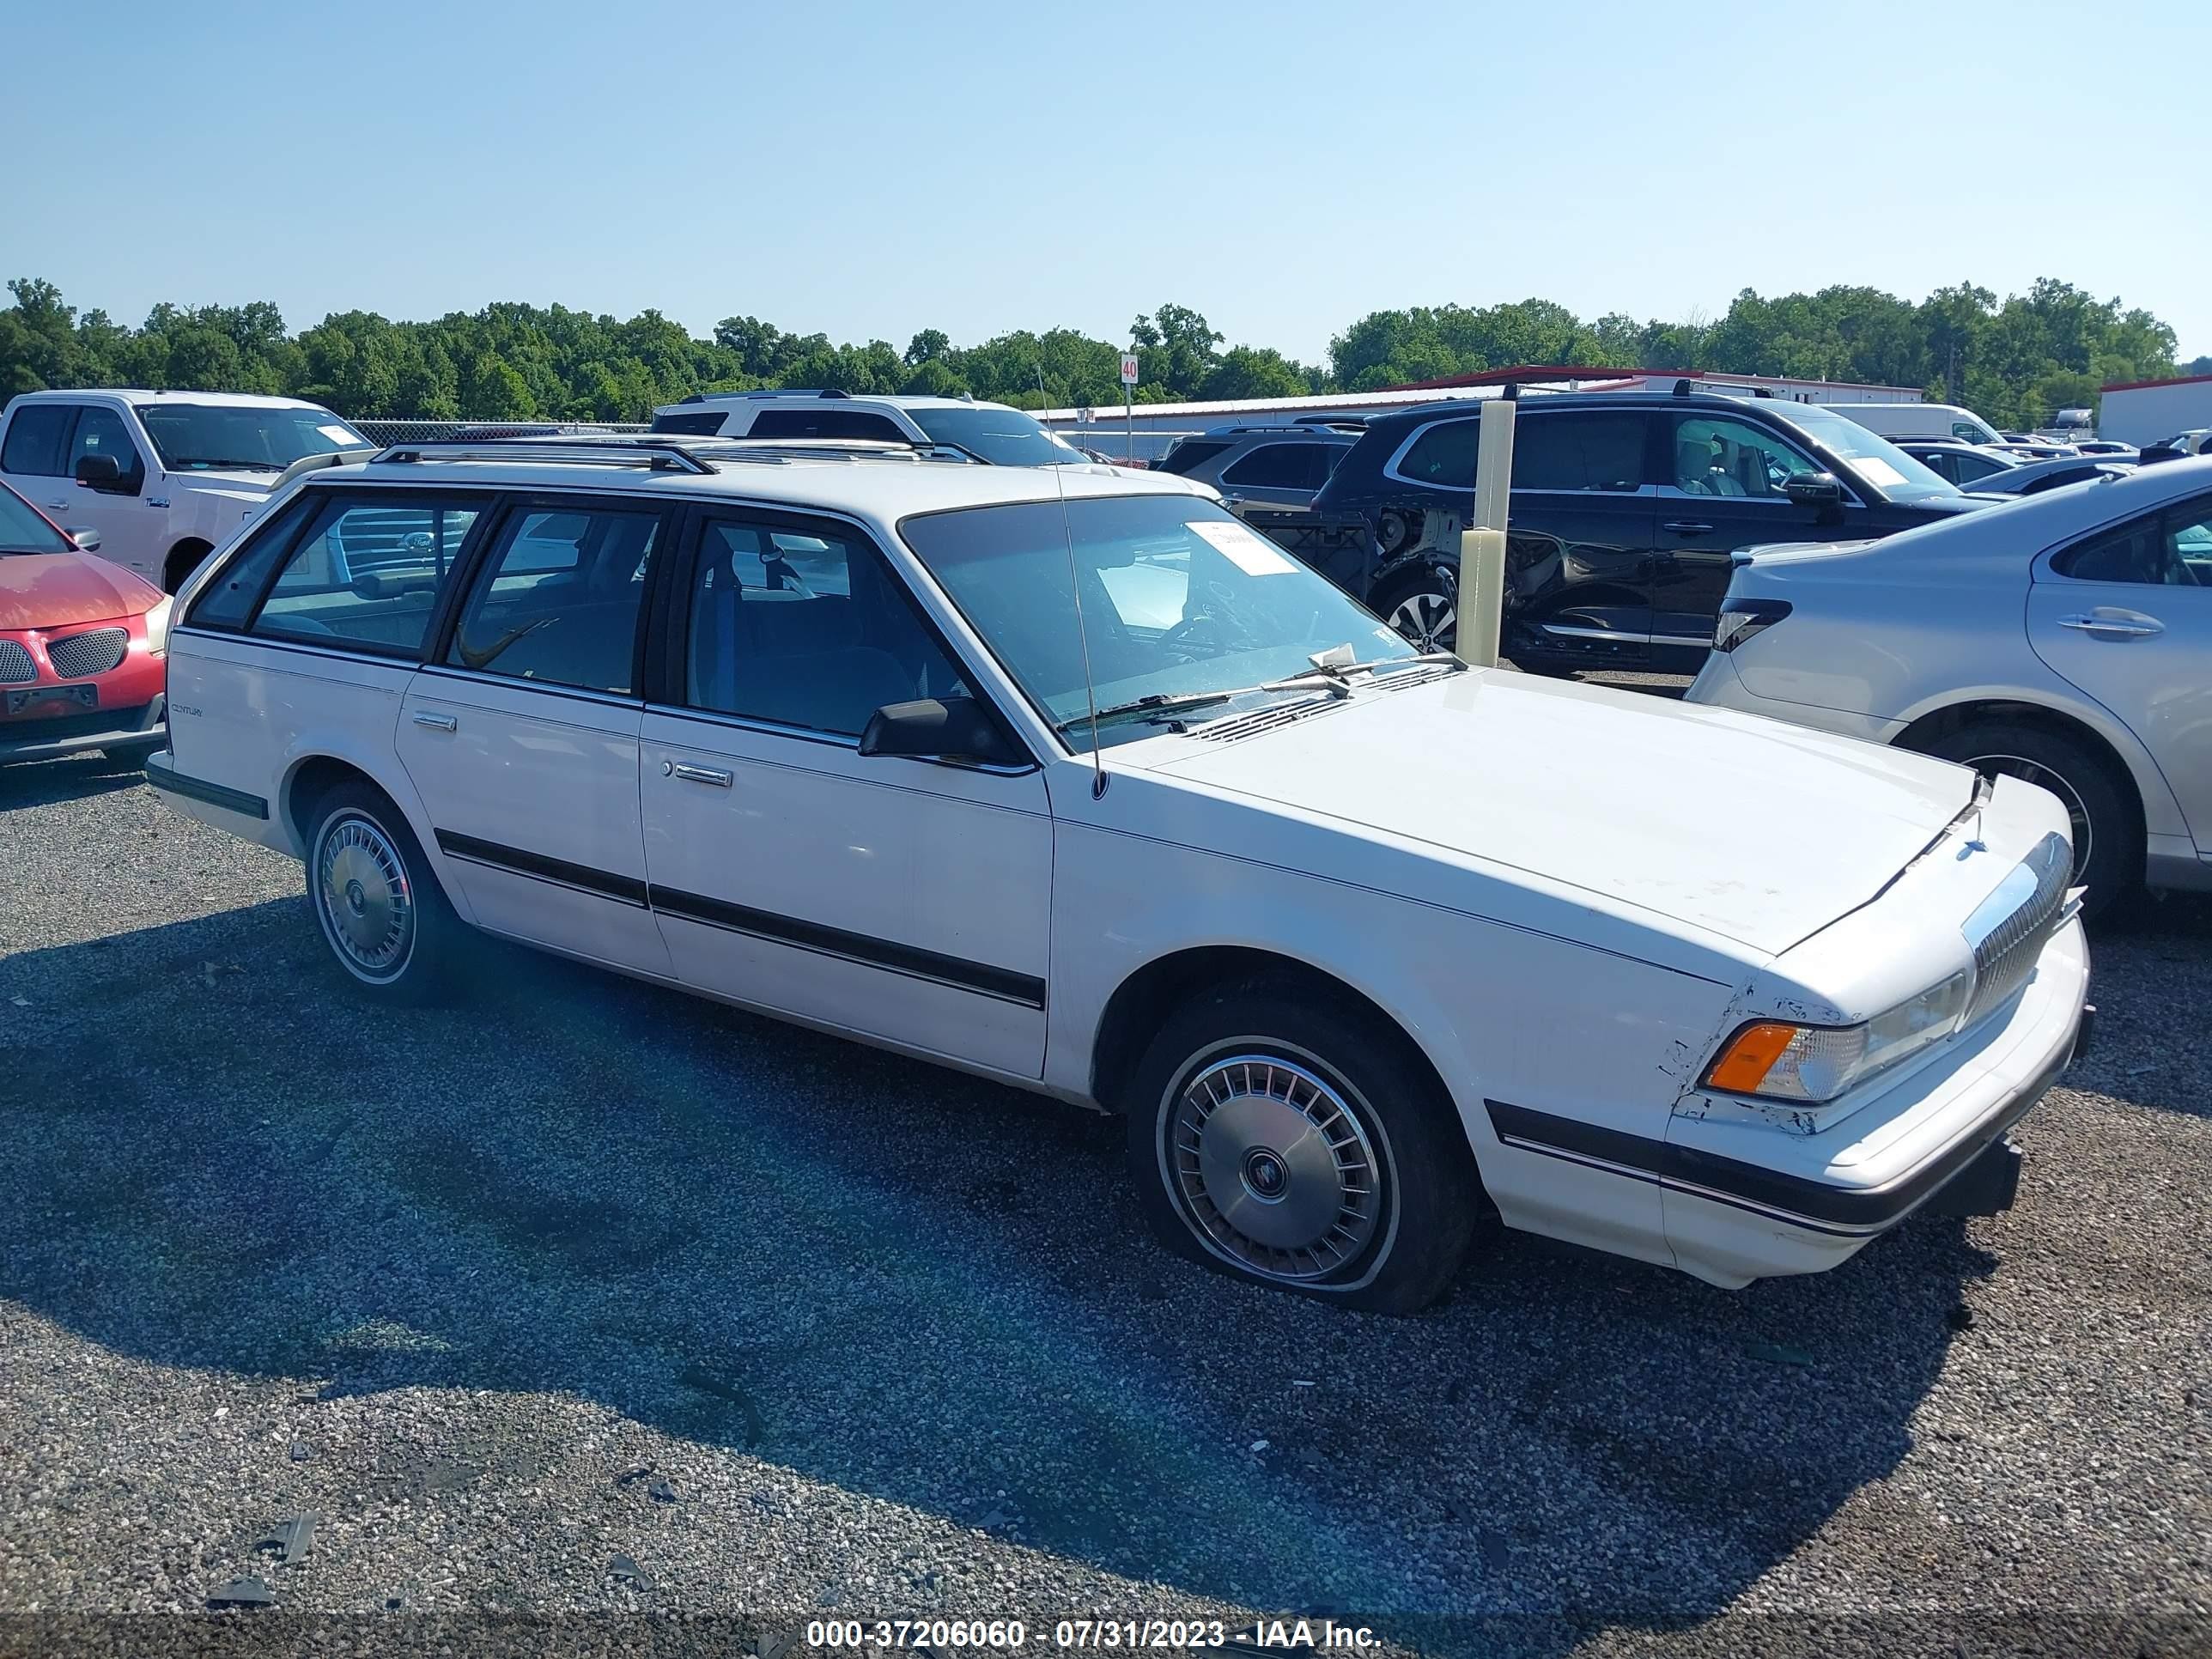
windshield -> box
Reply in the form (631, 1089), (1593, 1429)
(137, 404), (367, 472)
(1784, 406), (1960, 504)
(900, 495), (1419, 752)
(0, 484), (72, 555)
(909, 405), (1087, 467)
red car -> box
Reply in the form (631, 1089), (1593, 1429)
(0, 480), (169, 766)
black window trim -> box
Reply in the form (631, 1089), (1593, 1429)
(662, 500), (1038, 773)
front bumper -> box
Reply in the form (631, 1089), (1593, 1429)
(1659, 915), (2089, 1286)
(0, 693), (167, 764)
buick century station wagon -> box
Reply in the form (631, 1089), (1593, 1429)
(150, 436), (2091, 1310)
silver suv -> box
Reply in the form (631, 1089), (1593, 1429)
(1152, 423), (1358, 517)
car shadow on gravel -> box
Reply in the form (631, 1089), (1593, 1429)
(0, 898), (2002, 1654)
(0, 751), (150, 810)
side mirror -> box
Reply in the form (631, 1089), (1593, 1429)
(74, 453), (128, 493)
(64, 526), (102, 552)
(859, 697), (1024, 768)
(1784, 471), (1844, 507)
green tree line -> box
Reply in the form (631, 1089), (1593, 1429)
(0, 275), (2188, 432)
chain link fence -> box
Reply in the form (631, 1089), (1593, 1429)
(350, 419), (650, 446)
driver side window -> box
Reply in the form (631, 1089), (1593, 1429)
(1668, 416), (1819, 500)
(685, 519), (969, 737)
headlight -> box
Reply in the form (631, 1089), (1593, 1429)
(1703, 969), (1974, 1102)
(144, 596), (174, 657)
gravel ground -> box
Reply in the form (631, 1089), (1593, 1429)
(0, 752), (2206, 1659)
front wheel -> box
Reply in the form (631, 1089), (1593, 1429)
(1370, 566), (1457, 654)
(304, 781), (464, 1003)
(1916, 720), (2139, 921)
(1123, 979), (1481, 1313)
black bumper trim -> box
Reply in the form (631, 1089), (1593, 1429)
(143, 752), (269, 820)
(1486, 1033), (2073, 1237)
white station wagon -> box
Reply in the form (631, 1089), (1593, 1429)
(151, 437), (2091, 1311)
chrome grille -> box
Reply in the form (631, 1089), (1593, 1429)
(1963, 832), (2073, 1026)
(0, 641), (34, 684)
(46, 627), (128, 679)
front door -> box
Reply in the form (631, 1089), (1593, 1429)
(1650, 412), (1858, 672)
(641, 511), (1052, 1077)
(396, 495), (673, 975)
(58, 404), (160, 581)
(2027, 492), (2212, 853)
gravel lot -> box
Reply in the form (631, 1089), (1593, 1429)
(1, 750), (2206, 1658)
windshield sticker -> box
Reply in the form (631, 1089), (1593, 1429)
(318, 424), (360, 446)
(1187, 519), (1297, 575)
(1855, 457), (1907, 488)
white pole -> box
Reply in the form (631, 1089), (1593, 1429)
(1457, 397), (1516, 667)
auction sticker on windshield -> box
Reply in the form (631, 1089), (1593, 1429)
(1186, 519), (1297, 575)
(1854, 456), (1908, 488)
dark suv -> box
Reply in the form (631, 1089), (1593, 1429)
(1307, 388), (1989, 673)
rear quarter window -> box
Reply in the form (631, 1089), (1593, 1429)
(185, 494), (321, 629)
(1392, 418), (1480, 487)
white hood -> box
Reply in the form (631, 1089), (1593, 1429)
(1146, 669), (1976, 955)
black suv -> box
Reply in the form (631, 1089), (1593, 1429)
(1307, 387), (1990, 674)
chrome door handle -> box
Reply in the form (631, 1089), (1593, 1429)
(2058, 613), (2163, 638)
(410, 710), (458, 731)
(1662, 520), (1715, 535)
(45, 500), (66, 510)
(668, 761), (733, 787)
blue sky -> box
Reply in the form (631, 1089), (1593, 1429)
(6, 1), (2206, 365)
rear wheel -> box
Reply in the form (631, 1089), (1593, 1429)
(1916, 720), (2139, 920)
(303, 781), (463, 1003)
(1370, 565), (1456, 653)
(1123, 978), (1480, 1313)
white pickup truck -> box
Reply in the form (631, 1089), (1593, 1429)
(0, 388), (371, 592)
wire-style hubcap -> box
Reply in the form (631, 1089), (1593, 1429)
(317, 814), (413, 980)
(1162, 1053), (1384, 1282)
(1968, 755), (2092, 880)
(1389, 589), (1456, 653)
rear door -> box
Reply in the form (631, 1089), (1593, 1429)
(1501, 410), (1660, 665)
(2027, 493), (2212, 852)
(396, 495), (674, 975)
(1650, 411), (1856, 670)
(640, 508), (1052, 1076)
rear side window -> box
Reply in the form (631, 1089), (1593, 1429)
(1511, 413), (1648, 491)
(185, 494), (321, 629)
(1154, 439), (1231, 477)
(650, 410), (726, 435)
(447, 506), (663, 694)
(1221, 442), (1336, 489)
(2, 404), (76, 477)
(749, 408), (908, 443)
(251, 495), (483, 654)
(2057, 500), (2212, 586)
(1392, 417), (1480, 487)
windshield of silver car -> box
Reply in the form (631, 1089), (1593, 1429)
(899, 495), (1419, 750)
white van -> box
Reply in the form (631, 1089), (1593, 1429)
(1825, 402), (2006, 448)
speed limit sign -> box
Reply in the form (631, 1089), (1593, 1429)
(1120, 352), (1139, 386)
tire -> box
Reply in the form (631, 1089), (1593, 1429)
(1122, 976), (1481, 1314)
(301, 781), (463, 1004)
(1916, 720), (2140, 920)
(1370, 565), (1457, 654)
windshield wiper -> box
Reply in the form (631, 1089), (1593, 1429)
(177, 459), (283, 471)
(1054, 690), (1237, 733)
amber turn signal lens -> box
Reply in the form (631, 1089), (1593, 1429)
(1705, 1021), (1802, 1094)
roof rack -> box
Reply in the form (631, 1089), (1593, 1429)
(375, 436), (717, 474)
